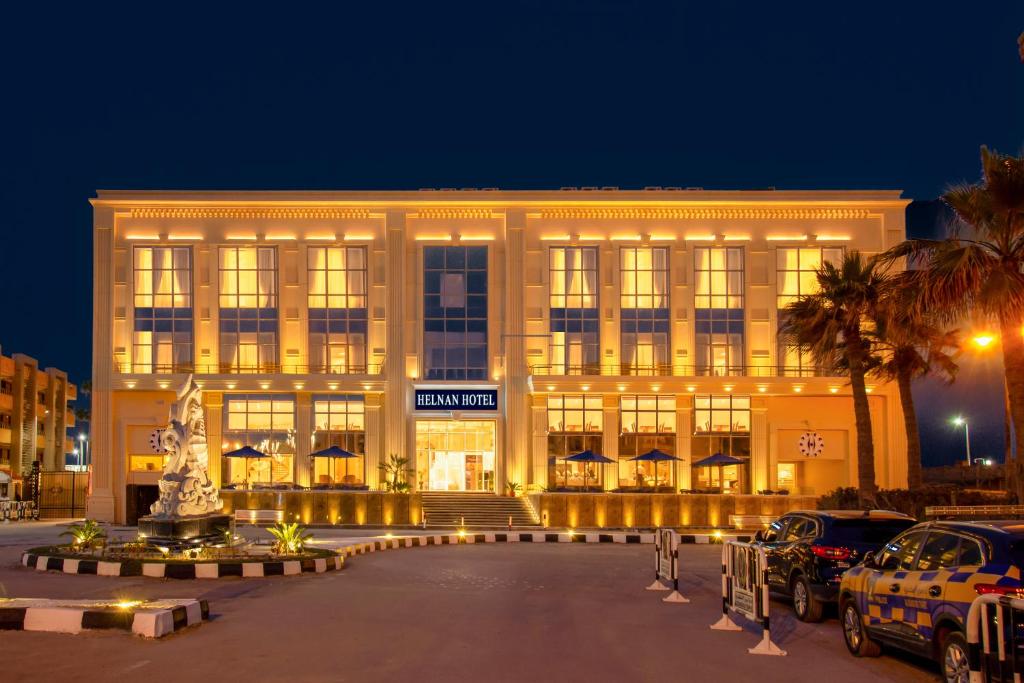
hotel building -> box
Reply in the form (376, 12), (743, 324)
(87, 189), (910, 524)
(0, 347), (77, 499)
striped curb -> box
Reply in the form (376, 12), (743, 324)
(21, 532), (747, 580)
(335, 531), (751, 556)
(0, 598), (209, 638)
(21, 551), (344, 579)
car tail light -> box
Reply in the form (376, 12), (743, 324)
(811, 545), (852, 561)
(974, 583), (1024, 597)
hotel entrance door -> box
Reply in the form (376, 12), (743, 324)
(415, 420), (496, 491)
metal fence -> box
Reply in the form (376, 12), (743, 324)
(35, 470), (89, 519)
(967, 593), (1024, 682)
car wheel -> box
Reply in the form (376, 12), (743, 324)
(792, 575), (824, 623)
(939, 631), (969, 683)
(841, 599), (881, 657)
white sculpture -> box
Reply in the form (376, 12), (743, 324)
(149, 375), (222, 518)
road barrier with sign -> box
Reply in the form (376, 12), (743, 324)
(645, 528), (689, 603)
(967, 592), (1024, 682)
(1, 500), (35, 521)
(710, 540), (786, 656)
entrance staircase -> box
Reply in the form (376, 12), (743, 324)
(420, 492), (539, 528)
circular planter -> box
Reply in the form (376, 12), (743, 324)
(21, 545), (343, 580)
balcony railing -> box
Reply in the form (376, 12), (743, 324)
(528, 363), (836, 378)
(114, 361), (385, 376)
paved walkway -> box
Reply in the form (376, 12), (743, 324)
(0, 522), (937, 682)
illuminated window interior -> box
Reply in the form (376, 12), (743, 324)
(312, 395), (365, 486)
(308, 247), (368, 373)
(132, 247), (192, 374)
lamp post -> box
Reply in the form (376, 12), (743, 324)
(77, 433), (87, 471)
(952, 416), (972, 468)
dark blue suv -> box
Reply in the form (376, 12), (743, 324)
(755, 510), (917, 622)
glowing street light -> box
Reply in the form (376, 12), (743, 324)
(971, 334), (996, 349)
(951, 416), (972, 467)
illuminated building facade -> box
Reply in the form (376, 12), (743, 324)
(0, 347), (77, 498)
(86, 189), (910, 523)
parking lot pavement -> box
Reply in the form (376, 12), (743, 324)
(0, 523), (937, 682)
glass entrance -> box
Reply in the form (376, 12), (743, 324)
(415, 420), (496, 491)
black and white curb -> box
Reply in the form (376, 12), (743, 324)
(0, 598), (209, 638)
(21, 551), (344, 579)
(22, 532), (747, 580)
(336, 531), (751, 556)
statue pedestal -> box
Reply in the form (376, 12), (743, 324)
(138, 513), (233, 545)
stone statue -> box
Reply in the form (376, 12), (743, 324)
(149, 375), (222, 518)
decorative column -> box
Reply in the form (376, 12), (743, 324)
(602, 395), (619, 491)
(383, 211), (407, 467)
(530, 395), (549, 488)
(750, 398), (769, 493)
(364, 392), (383, 489)
(86, 213), (116, 522)
(503, 211), (528, 490)
(203, 392), (224, 487)
(294, 392), (312, 487)
(675, 395), (692, 489)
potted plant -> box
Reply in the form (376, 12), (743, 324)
(506, 481), (521, 498)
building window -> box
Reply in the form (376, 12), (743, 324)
(546, 394), (604, 489)
(620, 247), (670, 374)
(312, 395), (366, 487)
(132, 247), (193, 373)
(423, 246), (488, 380)
(549, 247), (599, 375)
(618, 395), (676, 488)
(308, 247), (368, 373)
(219, 247), (278, 373)
(692, 394), (750, 493)
(694, 247), (744, 376)
(777, 247), (844, 376)
(222, 395), (295, 486)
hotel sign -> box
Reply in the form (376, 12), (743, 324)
(414, 389), (498, 411)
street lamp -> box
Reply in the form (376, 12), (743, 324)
(77, 433), (87, 471)
(951, 416), (972, 467)
(971, 334), (996, 349)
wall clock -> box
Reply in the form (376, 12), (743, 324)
(798, 431), (825, 457)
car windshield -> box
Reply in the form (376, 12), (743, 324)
(828, 519), (916, 544)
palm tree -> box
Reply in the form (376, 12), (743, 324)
(780, 251), (887, 496)
(881, 148), (1024, 497)
(869, 284), (960, 489)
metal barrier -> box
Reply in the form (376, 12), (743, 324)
(645, 528), (688, 603)
(0, 500), (36, 521)
(927, 505), (1024, 520)
(710, 540), (786, 656)
(967, 593), (1024, 682)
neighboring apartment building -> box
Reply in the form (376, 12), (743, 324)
(87, 189), (911, 524)
(0, 347), (77, 499)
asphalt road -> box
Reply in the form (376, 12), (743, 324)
(0, 522), (938, 682)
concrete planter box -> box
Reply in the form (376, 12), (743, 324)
(533, 493), (818, 529)
(220, 490), (422, 526)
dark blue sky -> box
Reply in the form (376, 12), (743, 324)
(1, 2), (1021, 466)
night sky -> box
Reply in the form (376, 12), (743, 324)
(2, 2), (1021, 467)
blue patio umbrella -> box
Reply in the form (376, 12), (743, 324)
(223, 446), (268, 486)
(310, 446), (361, 484)
(692, 452), (745, 492)
(563, 450), (614, 491)
(629, 449), (681, 487)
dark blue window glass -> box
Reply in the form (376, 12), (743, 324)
(423, 246), (488, 380)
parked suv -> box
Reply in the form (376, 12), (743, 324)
(755, 510), (917, 622)
(839, 520), (1024, 683)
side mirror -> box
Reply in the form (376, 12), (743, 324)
(754, 530), (765, 543)
(862, 552), (879, 569)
